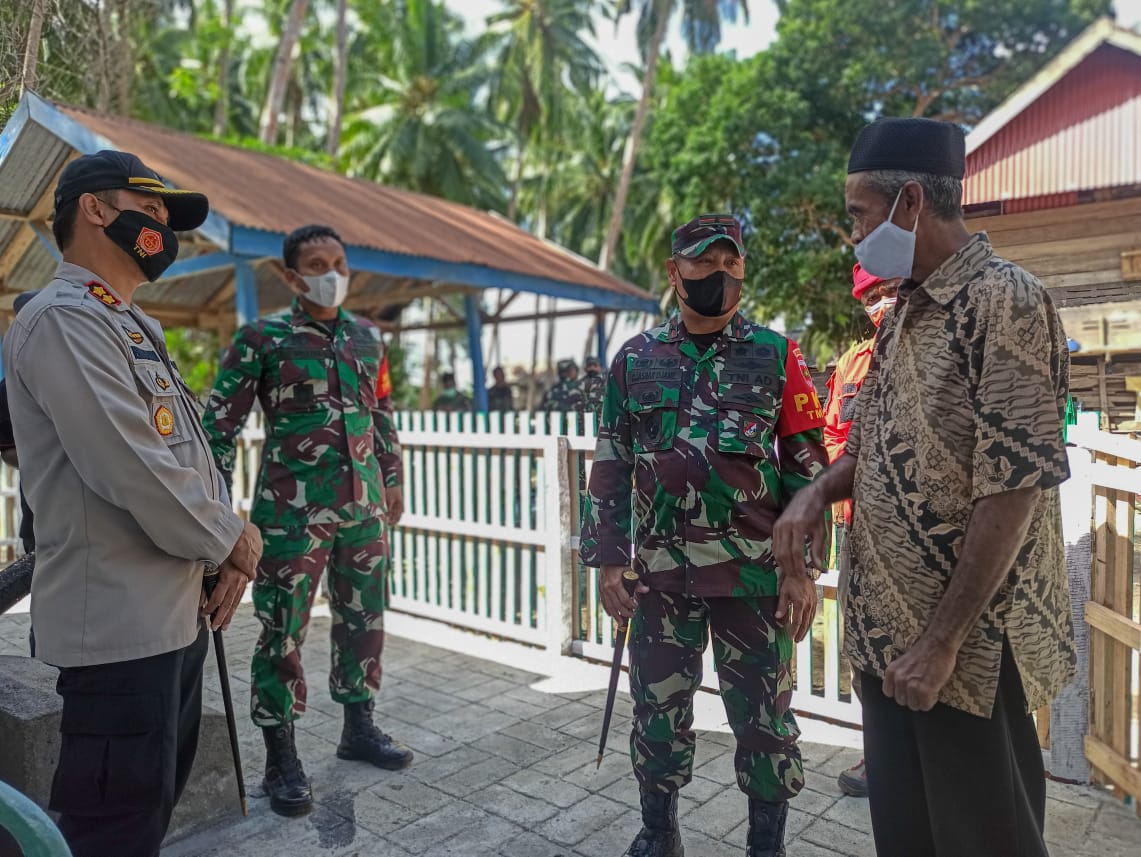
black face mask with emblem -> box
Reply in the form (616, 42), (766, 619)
(676, 270), (743, 318)
(104, 208), (180, 282)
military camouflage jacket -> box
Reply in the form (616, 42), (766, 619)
(203, 299), (402, 530)
(579, 372), (606, 416)
(581, 313), (827, 598)
(539, 378), (584, 412)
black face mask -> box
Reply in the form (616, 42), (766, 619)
(103, 208), (179, 282)
(676, 270), (743, 318)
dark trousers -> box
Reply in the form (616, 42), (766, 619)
(50, 625), (209, 857)
(860, 639), (1048, 857)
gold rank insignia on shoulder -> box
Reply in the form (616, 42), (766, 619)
(154, 405), (175, 437)
(155, 374), (171, 391)
(86, 281), (120, 307)
(123, 327), (144, 345)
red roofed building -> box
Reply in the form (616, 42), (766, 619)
(964, 17), (1141, 431)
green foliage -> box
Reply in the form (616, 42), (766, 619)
(165, 327), (220, 397)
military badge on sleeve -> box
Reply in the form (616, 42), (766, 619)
(154, 405), (175, 437)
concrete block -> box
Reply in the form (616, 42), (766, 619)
(0, 654), (241, 846)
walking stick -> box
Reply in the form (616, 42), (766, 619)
(202, 575), (248, 816)
(596, 569), (640, 769)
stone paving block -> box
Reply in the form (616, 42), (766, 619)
(527, 699), (598, 730)
(433, 753), (521, 798)
(504, 685), (579, 709)
(465, 783), (561, 826)
(1044, 797), (1095, 851)
(821, 795), (873, 833)
(389, 685), (471, 714)
(560, 757), (629, 793)
(804, 746), (862, 780)
(483, 693), (556, 721)
(331, 782), (423, 836)
(390, 803), (491, 855)
(555, 804), (640, 853)
(429, 806), (522, 856)
(799, 740), (843, 772)
(691, 744), (736, 784)
(377, 719), (464, 759)
(1045, 779), (1112, 810)
(781, 837), (848, 857)
(798, 817), (879, 857)
(681, 785), (749, 840)
(451, 677), (520, 703)
(498, 831), (579, 857)
(599, 778), (641, 809)
(479, 730), (559, 766)
(406, 746), (494, 786)
(501, 721), (582, 755)
(420, 703), (521, 741)
(674, 828), (747, 857)
(500, 767), (592, 809)
(792, 784), (841, 817)
(536, 794), (631, 846)
(367, 779), (453, 813)
(559, 708), (629, 741)
(1090, 800), (1141, 852)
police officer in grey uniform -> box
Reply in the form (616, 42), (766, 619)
(3, 150), (262, 857)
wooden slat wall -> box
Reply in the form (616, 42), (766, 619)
(1070, 355), (1141, 432)
(971, 196), (1141, 312)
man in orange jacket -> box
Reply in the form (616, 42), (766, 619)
(824, 263), (899, 797)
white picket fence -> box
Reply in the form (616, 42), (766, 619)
(0, 409), (861, 727)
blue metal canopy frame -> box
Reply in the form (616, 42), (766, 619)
(0, 93), (659, 405)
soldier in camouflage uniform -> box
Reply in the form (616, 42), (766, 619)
(579, 355), (606, 417)
(581, 214), (828, 857)
(203, 225), (412, 818)
(538, 358), (584, 411)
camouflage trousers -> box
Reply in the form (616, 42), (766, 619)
(250, 518), (388, 727)
(629, 589), (804, 801)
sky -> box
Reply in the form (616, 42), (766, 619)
(443, 0), (783, 95)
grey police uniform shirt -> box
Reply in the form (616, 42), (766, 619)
(3, 262), (245, 667)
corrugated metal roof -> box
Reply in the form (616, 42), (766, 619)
(0, 122), (71, 215)
(9, 241), (57, 292)
(0, 220), (21, 258)
(964, 43), (1141, 207)
(56, 105), (648, 302)
(137, 268), (230, 308)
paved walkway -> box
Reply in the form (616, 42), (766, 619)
(1, 607), (1137, 857)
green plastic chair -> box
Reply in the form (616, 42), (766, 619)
(0, 780), (71, 857)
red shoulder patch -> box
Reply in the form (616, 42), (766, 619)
(376, 354), (393, 400)
(87, 281), (120, 307)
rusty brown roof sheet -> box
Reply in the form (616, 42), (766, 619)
(57, 104), (651, 303)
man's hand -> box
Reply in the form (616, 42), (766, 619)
(776, 572), (817, 643)
(882, 636), (957, 711)
(600, 564), (648, 621)
(201, 562), (249, 632)
(226, 521), (262, 581)
(385, 486), (404, 526)
(773, 487), (827, 582)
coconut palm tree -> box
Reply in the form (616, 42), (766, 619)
(483, 0), (608, 221)
(340, 0), (507, 209)
(599, 0), (748, 270)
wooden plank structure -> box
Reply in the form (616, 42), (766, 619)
(964, 17), (1141, 432)
(1068, 424), (1141, 812)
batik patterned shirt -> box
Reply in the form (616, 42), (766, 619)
(845, 234), (1076, 717)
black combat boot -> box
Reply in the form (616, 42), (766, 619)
(624, 788), (684, 857)
(262, 724), (314, 817)
(745, 798), (788, 857)
(336, 699), (414, 770)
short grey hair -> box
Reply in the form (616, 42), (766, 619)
(862, 170), (963, 221)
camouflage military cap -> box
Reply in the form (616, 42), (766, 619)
(557, 359), (578, 374)
(670, 213), (745, 259)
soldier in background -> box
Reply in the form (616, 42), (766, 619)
(581, 213), (827, 857)
(538, 358), (584, 412)
(579, 355), (606, 418)
(487, 366), (514, 412)
(432, 371), (472, 412)
(203, 224), (411, 819)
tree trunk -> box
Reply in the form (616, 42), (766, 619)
(213, 0), (235, 137)
(598, 4), (670, 272)
(327, 0), (348, 156)
(507, 124), (527, 222)
(526, 293), (541, 410)
(19, 0), (48, 95)
(113, 0), (132, 115)
(260, 0), (309, 146)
